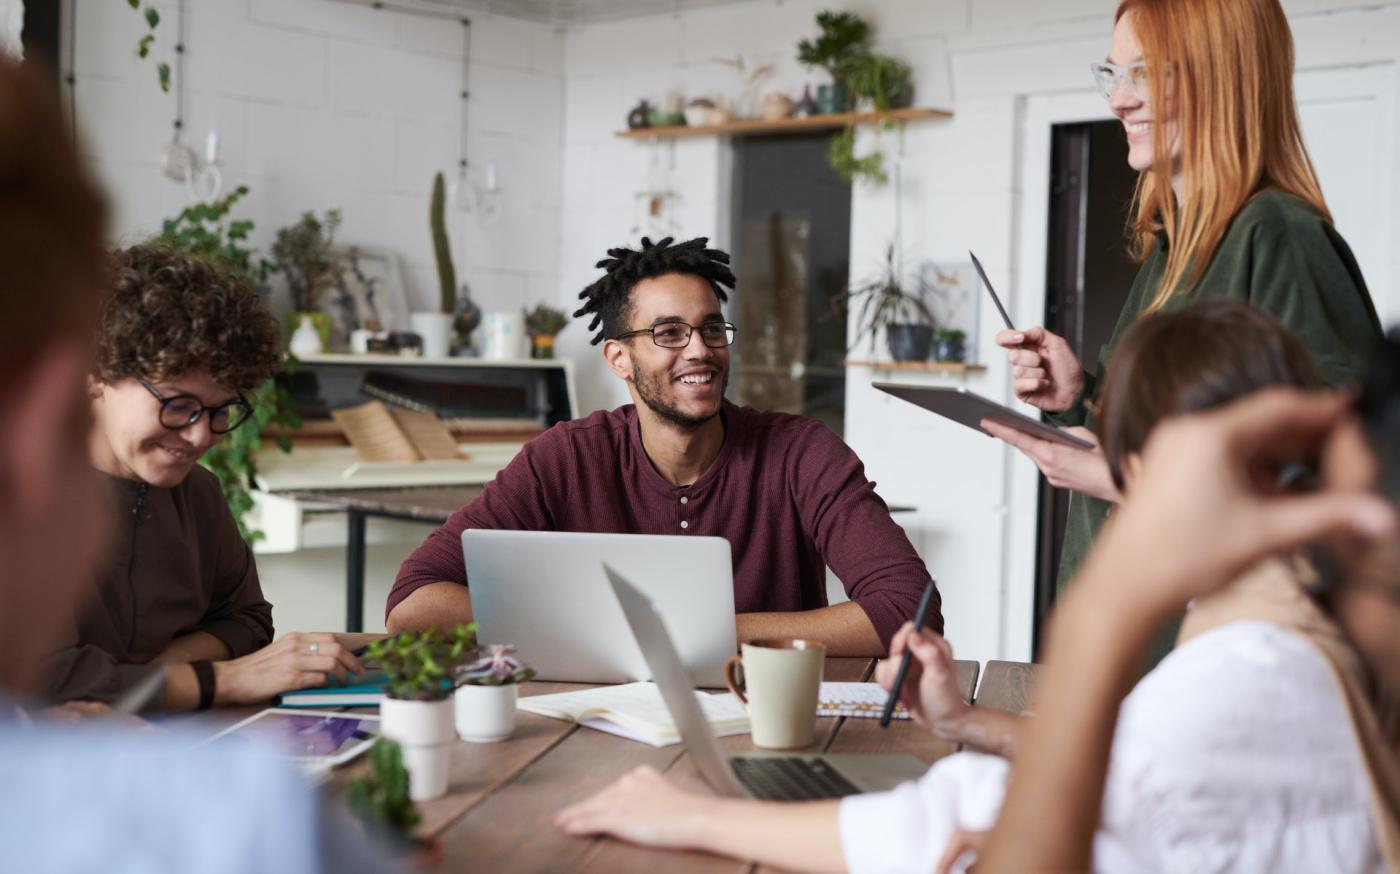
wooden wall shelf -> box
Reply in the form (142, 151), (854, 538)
(615, 106), (951, 140)
(844, 359), (987, 374)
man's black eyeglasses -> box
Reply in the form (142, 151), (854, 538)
(140, 379), (253, 434)
(614, 321), (737, 349)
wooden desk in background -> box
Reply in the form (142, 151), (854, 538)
(289, 486), (485, 633)
(198, 653), (1019, 872)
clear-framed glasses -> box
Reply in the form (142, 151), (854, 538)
(139, 379), (253, 434)
(615, 321), (737, 349)
(1089, 61), (1152, 101)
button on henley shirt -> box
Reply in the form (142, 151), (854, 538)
(389, 401), (941, 647)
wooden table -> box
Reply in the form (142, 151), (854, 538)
(289, 486), (484, 633)
(249, 654), (982, 872)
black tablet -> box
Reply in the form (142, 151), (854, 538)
(872, 383), (1095, 449)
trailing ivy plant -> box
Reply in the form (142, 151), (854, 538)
(827, 128), (887, 185)
(158, 185), (301, 545)
(125, 0), (171, 93)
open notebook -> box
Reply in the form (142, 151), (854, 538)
(517, 682), (750, 747)
(817, 682), (910, 719)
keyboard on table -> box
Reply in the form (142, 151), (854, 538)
(730, 756), (861, 801)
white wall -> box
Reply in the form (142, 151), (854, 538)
(555, 0), (1400, 664)
(69, 0), (566, 317)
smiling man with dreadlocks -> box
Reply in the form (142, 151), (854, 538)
(386, 236), (939, 655)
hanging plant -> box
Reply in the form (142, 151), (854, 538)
(125, 0), (172, 93)
(827, 127), (887, 185)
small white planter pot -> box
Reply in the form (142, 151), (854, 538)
(455, 683), (518, 742)
(379, 697), (456, 801)
(410, 312), (454, 359)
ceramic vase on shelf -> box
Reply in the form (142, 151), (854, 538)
(410, 312), (454, 359)
(455, 683), (518, 742)
(379, 697), (455, 802)
(481, 311), (525, 360)
(288, 313), (324, 357)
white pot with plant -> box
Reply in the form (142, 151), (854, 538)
(414, 171), (457, 359)
(454, 644), (536, 742)
(365, 625), (477, 801)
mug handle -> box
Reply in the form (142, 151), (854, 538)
(724, 656), (747, 704)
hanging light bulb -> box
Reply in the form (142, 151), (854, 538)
(478, 159), (503, 226)
(450, 160), (476, 213)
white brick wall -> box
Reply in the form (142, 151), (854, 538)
(555, 0), (1400, 664)
(69, 0), (565, 319)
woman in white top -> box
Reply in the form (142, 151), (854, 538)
(557, 303), (1396, 873)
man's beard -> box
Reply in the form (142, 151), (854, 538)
(633, 365), (728, 428)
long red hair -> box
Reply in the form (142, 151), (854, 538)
(1116, 0), (1328, 312)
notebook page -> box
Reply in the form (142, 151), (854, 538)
(818, 682), (910, 719)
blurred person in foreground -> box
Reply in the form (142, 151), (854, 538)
(0, 58), (385, 873)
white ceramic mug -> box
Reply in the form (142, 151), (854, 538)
(725, 639), (825, 749)
(481, 311), (525, 360)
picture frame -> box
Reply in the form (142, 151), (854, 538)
(324, 244), (410, 346)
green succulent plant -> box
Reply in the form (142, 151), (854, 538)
(456, 644), (536, 687)
(346, 739), (421, 843)
(523, 304), (568, 337)
(365, 625), (478, 701)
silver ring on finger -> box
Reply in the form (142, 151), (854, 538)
(309, 641), (319, 656)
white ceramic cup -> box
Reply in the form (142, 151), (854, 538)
(410, 311), (454, 359)
(725, 639), (825, 749)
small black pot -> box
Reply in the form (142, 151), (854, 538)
(934, 336), (967, 363)
(886, 323), (934, 362)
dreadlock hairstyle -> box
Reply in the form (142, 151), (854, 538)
(573, 236), (736, 345)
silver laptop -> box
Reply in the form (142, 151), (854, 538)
(461, 530), (735, 686)
(605, 563), (928, 801)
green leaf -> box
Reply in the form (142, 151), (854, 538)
(128, 0), (140, 9)
(144, 6), (160, 29)
(157, 62), (171, 93)
(137, 34), (154, 59)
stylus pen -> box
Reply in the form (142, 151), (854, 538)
(880, 578), (938, 728)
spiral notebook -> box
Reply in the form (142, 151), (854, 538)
(818, 682), (910, 720)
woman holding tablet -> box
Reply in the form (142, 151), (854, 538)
(989, 0), (1381, 590)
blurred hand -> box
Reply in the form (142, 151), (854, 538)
(554, 765), (708, 848)
(936, 827), (989, 874)
(214, 632), (364, 705)
(982, 421), (1121, 502)
(995, 326), (1084, 413)
(874, 623), (968, 732)
(1089, 388), (1397, 614)
(38, 701), (157, 731)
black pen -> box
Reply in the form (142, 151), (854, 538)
(879, 578), (938, 728)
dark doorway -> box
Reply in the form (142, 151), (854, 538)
(729, 134), (852, 434)
(1032, 120), (1140, 655)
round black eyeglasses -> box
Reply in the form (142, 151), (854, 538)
(140, 379), (253, 434)
(614, 321), (737, 349)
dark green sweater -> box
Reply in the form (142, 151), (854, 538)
(1054, 190), (1382, 592)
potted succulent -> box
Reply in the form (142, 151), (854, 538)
(346, 739), (443, 865)
(935, 328), (967, 363)
(365, 625), (477, 801)
(796, 10), (871, 114)
(834, 242), (936, 362)
(270, 209), (342, 351)
(522, 304), (568, 360)
(454, 644), (536, 742)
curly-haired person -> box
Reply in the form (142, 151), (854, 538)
(387, 236), (939, 655)
(42, 244), (363, 712)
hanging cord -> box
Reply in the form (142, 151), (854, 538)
(172, 0), (186, 143)
(458, 18), (471, 178)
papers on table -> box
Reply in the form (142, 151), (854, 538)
(517, 682), (750, 747)
(818, 682), (910, 719)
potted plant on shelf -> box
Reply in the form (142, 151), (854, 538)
(522, 304), (568, 359)
(346, 738), (443, 866)
(796, 10), (870, 114)
(935, 328), (967, 363)
(365, 624), (477, 801)
(271, 209), (342, 352)
(454, 644), (536, 742)
(834, 242), (936, 362)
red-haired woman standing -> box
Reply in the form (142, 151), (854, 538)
(988, 0), (1382, 591)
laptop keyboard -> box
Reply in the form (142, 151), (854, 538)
(730, 756), (861, 801)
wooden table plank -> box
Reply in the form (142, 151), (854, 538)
(437, 725), (689, 873)
(973, 661), (1039, 714)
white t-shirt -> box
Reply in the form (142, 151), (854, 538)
(838, 620), (1383, 874)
